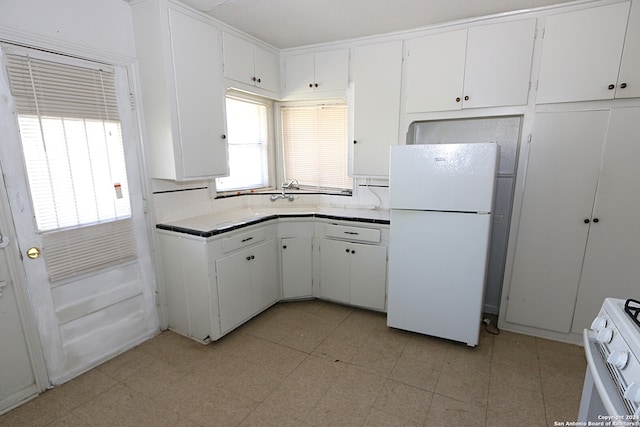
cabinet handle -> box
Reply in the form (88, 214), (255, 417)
(608, 84), (615, 90)
(241, 237), (253, 243)
(456, 97), (461, 102)
(620, 83), (628, 89)
(592, 218), (599, 223)
(464, 95), (469, 101)
(584, 219), (590, 224)
(344, 231), (359, 235)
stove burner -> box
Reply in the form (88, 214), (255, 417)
(624, 299), (640, 328)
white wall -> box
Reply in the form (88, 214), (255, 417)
(0, 0), (136, 59)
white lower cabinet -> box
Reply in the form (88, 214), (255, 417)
(281, 237), (313, 299)
(319, 238), (387, 311)
(216, 240), (279, 334)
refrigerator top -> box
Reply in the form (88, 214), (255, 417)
(389, 143), (499, 213)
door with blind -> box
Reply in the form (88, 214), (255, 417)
(0, 45), (159, 384)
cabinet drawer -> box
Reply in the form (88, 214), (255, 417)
(222, 229), (266, 253)
(325, 224), (381, 243)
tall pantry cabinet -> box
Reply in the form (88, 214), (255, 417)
(505, 107), (640, 334)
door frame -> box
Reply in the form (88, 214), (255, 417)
(0, 167), (49, 407)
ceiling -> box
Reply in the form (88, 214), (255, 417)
(179, 0), (575, 49)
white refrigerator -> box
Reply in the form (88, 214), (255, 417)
(386, 143), (498, 347)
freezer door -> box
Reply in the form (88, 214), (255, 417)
(389, 143), (498, 212)
(386, 209), (492, 346)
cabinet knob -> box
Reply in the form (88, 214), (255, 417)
(353, 140), (358, 144)
(584, 219), (590, 224)
(221, 134), (227, 139)
(257, 78), (261, 83)
(620, 83), (628, 89)
(464, 95), (469, 101)
(246, 256), (251, 261)
(592, 218), (599, 223)
(345, 248), (350, 253)
(608, 84), (615, 90)
(283, 245), (287, 249)
(252, 76), (257, 82)
(309, 83), (313, 88)
(314, 83), (318, 88)
(456, 97), (461, 102)
(351, 250), (355, 254)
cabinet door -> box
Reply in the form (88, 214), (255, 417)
(319, 238), (351, 304)
(314, 49), (349, 91)
(168, 9), (229, 178)
(222, 32), (256, 85)
(284, 52), (315, 93)
(617, 0), (640, 98)
(250, 240), (280, 313)
(216, 250), (253, 334)
(350, 243), (387, 311)
(281, 237), (313, 299)
(406, 30), (467, 113)
(536, 2), (630, 104)
(254, 45), (280, 93)
(505, 111), (609, 333)
(351, 41), (402, 177)
(571, 107), (640, 333)
(464, 19), (536, 108)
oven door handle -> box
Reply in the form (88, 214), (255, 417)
(583, 329), (629, 417)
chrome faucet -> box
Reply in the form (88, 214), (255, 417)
(270, 179), (299, 202)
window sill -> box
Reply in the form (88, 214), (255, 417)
(215, 188), (352, 200)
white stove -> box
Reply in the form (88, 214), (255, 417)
(580, 298), (640, 423)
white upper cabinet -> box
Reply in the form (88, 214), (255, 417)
(282, 49), (349, 98)
(406, 19), (536, 113)
(351, 41), (403, 177)
(222, 32), (280, 94)
(536, 2), (632, 103)
(132, 1), (228, 180)
(617, 0), (640, 99)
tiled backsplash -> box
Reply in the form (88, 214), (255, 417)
(151, 178), (389, 223)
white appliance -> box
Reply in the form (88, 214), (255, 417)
(580, 298), (640, 421)
(386, 143), (498, 347)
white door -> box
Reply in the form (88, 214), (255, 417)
(281, 237), (312, 299)
(504, 111), (610, 333)
(0, 46), (159, 384)
(319, 238), (351, 304)
(350, 242), (387, 311)
(571, 107), (640, 332)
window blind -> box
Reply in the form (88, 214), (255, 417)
(281, 105), (352, 191)
(3, 46), (136, 282)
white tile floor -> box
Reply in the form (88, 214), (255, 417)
(0, 300), (586, 426)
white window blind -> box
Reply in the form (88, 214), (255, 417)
(4, 47), (136, 282)
(216, 96), (269, 192)
(281, 104), (352, 191)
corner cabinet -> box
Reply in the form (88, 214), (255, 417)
(350, 41), (403, 177)
(131, 0), (229, 180)
(282, 49), (349, 99)
(222, 32), (280, 94)
(405, 19), (536, 113)
(536, 1), (637, 103)
(318, 223), (388, 311)
(504, 107), (640, 336)
(280, 237), (313, 299)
